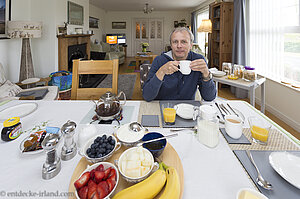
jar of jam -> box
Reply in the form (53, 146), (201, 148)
(1, 117), (22, 142)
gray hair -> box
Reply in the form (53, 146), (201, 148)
(169, 27), (194, 44)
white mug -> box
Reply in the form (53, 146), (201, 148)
(179, 60), (191, 75)
(225, 115), (243, 139)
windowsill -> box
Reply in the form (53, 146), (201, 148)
(262, 75), (300, 92)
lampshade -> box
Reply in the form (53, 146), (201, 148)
(197, 19), (212, 33)
(7, 21), (42, 38)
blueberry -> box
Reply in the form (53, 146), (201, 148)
(99, 139), (103, 144)
(110, 140), (115, 145)
(105, 144), (110, 149)
(102, 135), (107, 140)
(100, 148), (106, 154)
(102, 143), (107, 148)
(97, 153), (102, 158)
(86, 148), (91, 153)
(108, 136), (112, 141)
(91, 148), (96, 154)
(90, 154), (95, 158)
(96, 137), (101, 142)
(91, 143), (97, 149)
(104, 139), (108, 143)
(110, 145), (114, 150)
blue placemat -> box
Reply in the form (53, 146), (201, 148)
(234, 150), (300, 199)
(141, 115), (160, 127)
(159, 100), (201, 128)
(220, 128), (251, 144)
(80, 105), (135, 125)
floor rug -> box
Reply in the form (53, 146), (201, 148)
(128, 61), (136, 66)
(96, 74), (136, 99)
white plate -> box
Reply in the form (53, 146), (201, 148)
(174, 103), (195, 120)
(212, 71), (226, 77)
(0, 102), (38, 122)
(269, 152), (300, 189)
(21, 78), (40, 84)
(19, 135), (44, 155)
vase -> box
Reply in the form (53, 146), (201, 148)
(142, 47), (147, 52)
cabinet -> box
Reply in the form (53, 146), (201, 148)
(209, 2), (233, 70)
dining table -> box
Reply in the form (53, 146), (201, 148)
(0, 99), (299, 199)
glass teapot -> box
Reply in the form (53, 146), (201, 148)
(94, 91), (126, 117)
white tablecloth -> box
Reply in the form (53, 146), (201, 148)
(0, 100), (298, 199)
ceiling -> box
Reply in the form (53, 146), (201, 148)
(89, 0), (207, 12)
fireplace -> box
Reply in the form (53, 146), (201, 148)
(68, 43), (87, 72)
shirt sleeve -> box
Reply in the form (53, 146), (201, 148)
(142, 57), (163, 102)
(198, 77), (217, 101)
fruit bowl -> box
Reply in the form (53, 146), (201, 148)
(115, 146), (159, 183)
(79, 134), (121, 164)
(74, 162), (119, 199)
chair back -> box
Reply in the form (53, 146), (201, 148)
(71, 59), (119, 100)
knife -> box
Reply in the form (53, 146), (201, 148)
(227, 103), (239, 117)
(215, 102), (225, 120)
(220, 104), (230, 115)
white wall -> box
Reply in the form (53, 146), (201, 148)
(104, 11), (191, 57)
(89, 4), (106, 43)
(255, 79), (300, 133)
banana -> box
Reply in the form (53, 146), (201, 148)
(159, 163), (180, 199)
(112, 162), (166, 199)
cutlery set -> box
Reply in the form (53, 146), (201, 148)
(215, 102), (241, 120)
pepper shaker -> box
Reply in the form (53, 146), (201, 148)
(42, 133), (61, 180)
(61, 120), (77, 161)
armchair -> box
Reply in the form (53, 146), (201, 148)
(0, 63), (59, 101)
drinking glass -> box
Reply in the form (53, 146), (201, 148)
(248, 116), (272, 145)
(162, 103), (176, 125)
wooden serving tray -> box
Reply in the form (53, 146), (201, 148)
(68, 143), (184, 198)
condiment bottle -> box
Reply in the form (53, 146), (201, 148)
(1, 117), (22, 142)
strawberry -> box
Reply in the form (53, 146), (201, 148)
(108, 168), (116, 179)
(103, 167), (111, 180)
(94, 171), (105, 183)
(97, 181), (109, 198)
(77, 186), (88, 199)
(95, 164), (104, 172)
(90, 169), (96, 181)
(87, 180), (97, 199)
(74, 172), (90, 190)
(106, 178), (115, 192)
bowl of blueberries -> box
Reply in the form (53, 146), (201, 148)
(79, 134), (121, 164)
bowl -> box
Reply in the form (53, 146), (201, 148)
(75, 162), (119, 199)
(115, 123), (145, 147)
(236, 188), (268, 199)
(79, 133), (121, 164)
(115, 146), (158, 183)
(142, 132), (167, 158)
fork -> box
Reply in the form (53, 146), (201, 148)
(215, 102), (225, 120)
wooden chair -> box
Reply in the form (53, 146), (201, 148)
(71, 59), (119, 100)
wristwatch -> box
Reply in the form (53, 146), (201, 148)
(202, 71), (212, 81)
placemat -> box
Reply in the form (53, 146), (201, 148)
(159, 100), (201, 128)
(229, 128), (300, 151)
(80, 105), (135, 125)
(141, 115), (160, 127)
(234, 150), (300, 199)
(220, 128), (251, 144)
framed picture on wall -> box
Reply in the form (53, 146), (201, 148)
(68, 1), (84, 26)
(112, 22), (126, 29)
(89, 16), (99, 29)
(0, 0), (11, 38)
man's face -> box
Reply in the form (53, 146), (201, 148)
(170, 30), (192, 61)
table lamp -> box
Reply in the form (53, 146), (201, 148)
(197, 19), (212, 57)
(7, 21), (42, 82)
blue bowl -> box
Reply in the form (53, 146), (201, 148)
(142, 132), (166, 157)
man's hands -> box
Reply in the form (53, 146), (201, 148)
(190, 59), (210, 78)
(156, 61), (180, 80)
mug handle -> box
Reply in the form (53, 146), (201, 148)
(114, 142), (121, 152)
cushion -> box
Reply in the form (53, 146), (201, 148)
(100, 41), (111, 52)
(0, 80), (22, 98)
(90, 43), (103, 52)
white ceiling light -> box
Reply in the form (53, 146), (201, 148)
(143, 3), (154, 14)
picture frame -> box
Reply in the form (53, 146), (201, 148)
(57, 25), (67, 35)
(68, 1), (84, 26)
(89, 16), (99, 29)
(112, 22), (126, 29)
(0, 0), (11, 39)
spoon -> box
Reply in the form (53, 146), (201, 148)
(129, 122), (143, 133)
(246, 150), (273, 190)
(136, 133), (178, 147)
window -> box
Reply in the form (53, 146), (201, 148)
(196, 8), (209, 53)
(249, 0), (300, 86)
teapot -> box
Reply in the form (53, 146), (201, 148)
(94, 91), (126, 120)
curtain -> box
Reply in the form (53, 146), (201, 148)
(191, 11), (197, 43)
(232, 0), (246, 65)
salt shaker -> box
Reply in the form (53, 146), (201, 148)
(61, 120), (77, 161)
(42, 133), (61, 180)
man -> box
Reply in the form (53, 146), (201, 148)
(142, 27), (217, 102)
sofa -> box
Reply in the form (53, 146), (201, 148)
(90, 41), (125, 64)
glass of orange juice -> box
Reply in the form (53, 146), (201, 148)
(248, 116), (272, 145)
(162, 103), (176, 125)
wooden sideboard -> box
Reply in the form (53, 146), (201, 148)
(57, 34), (92, 71)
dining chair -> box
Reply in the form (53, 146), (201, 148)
(71, 59), (119, 100)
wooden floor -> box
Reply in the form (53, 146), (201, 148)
(119, 57), (300, 141)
